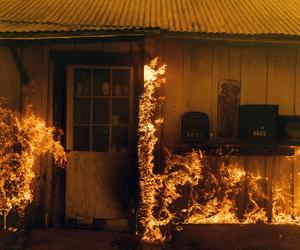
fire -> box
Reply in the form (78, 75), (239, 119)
(138, 58), (167, 242)
(139, 59), (300, 244)
(0, 98), (66, 228)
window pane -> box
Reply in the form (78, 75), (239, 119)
(73, 126), (90, 151)
(74, 97), (90, 124)
(93, 97), (110, 124)
(74, 68), (91, 95)
(112, 126), (128, 153)
(92, 126), (109, 152)
(112, 69), (130, 96)
(112, 98), (129, 124)
(93, 69), (111, 96)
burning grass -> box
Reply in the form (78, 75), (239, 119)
(138, 58), (300, 244)
(0, 98), (66, 228)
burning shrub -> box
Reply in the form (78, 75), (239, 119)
(0, 98), (66, 228)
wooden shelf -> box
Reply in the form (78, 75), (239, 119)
(173, 139), (295, 156)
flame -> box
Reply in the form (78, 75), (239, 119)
(139, 59), (300, 244)
(138, 58), (167, 242)
(0, 98), (66, 225)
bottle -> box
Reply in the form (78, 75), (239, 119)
(102, 82), (110, 95)
(115, 83), (122, 96)
(76, 82), (83, 95)
(84, 80), (89, 95)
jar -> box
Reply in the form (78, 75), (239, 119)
(102, 82), (110, 95)
(115, 84), (122, 96)
(76, 82), (83, 95)
(123, 85), (129, 96)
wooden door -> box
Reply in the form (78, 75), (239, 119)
(66, 65), (133, 224)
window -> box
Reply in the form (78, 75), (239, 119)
(67, 66), (133, 153)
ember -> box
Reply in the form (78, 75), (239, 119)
(0, 98), (66, 229)
(138, 59), (300, 244)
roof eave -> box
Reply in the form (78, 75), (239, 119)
(1, 29), (300, 46)
(161, 31), (300, 46)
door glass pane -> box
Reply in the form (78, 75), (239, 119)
(93, 97), (110, 124)
(74, 68), (91, 96)
(93, 69), (111, 96)
(92, 126), (109, 152)
(112, 126), (128, 153)
(112, 69), (130, 96)
(112, 98), (129, 124)
(74, 97), (90, 124)
(73, 125), (90, 151)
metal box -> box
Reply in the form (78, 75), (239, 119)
(180, 112), (209, 143)
(278, 116), (300, 145)
(238, 105), (278, 144)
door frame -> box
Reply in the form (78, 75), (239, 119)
(51, 48), (143, 227)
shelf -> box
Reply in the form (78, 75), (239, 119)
(173, 139), (295, 156)
(74, 95), (91, 98)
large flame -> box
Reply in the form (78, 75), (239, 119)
(139, 59), (300, 244)
(0, 98), (66, 227)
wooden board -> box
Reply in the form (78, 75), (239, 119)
(217, 79), (240, 138)
(0, 47), (21, 110)
(66, 152), (132, 221)
(162, 42), (185, 148)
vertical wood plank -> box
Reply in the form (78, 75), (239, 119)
(211, 46), (220, 136)
(240, 47), (248, 104)
(293, 49), (300, 217)
(218, 46), (230, 80)
(183, 43), (191, 113)
(267, 48), (276, 105)
(189, 45), (213, 118)
(75, 43), (104, 52)
(163, 42), (185, 147)
(269, 48), (296, 115)
(0, 47), (21, 111)
(246, 48), (268, 104)
(229, 47), (242, 80)
(109, 42), (131, 53)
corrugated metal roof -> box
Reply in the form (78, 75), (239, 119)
(1, 0), (300, 36)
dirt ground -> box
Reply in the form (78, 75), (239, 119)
(27, 228), (138, 250)
(3, 225), (300, 250)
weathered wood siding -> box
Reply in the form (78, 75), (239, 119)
(145, 40), (300, 216)
(147, 43), (300, 147)
(0, 41), (139, 226)
(1, 39), (300, 224)
(66, 152), (131, 221)
(0, 47), (20, 110)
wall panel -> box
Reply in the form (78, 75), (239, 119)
(0, 47), (20, 110)
(160, 42), (300, 220)
(163, 42), (185, 147)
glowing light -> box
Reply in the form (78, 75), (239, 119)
(138, 59), (300, 244)
(0, 98), (66, 228)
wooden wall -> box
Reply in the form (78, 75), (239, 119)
(0, 41), (140, 227)
(0, 47), (20, 110)
(1, 38), (300, 225)
(145, 42), (300, 147)
(145, 40), (300, 217)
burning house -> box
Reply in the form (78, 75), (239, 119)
(1, 0), (300, 247)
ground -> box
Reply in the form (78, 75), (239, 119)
(0, 229), (29, 250)
(3, 225), (300, 249)
(28, 229), (138, 250)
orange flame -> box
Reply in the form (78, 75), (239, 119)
(0, 98), (66, 226)
(139, 59), (300, 244)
